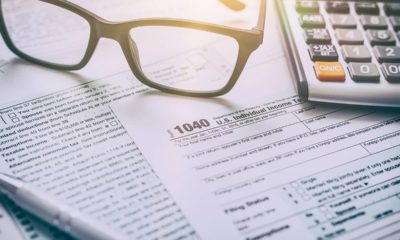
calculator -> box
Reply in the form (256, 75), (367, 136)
(277, 0), (400, 107)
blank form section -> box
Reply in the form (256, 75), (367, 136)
(220, 146), (368, 208)
(192, 123), (309, 178)
(362, 126), (400, 154)
(293, 104), (344, 121)
(300, 107), (373, 131)
(209, 145), (370, 201)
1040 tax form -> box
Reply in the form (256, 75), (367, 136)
(114, 94), (400, 240)
(1, 0), (399, 239)
(0, 1), (288, 239)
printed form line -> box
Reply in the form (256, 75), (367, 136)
(195, 111), (386, 172)
(221, 142), (400, 207)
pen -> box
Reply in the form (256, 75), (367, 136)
(0, 173), (129, 240)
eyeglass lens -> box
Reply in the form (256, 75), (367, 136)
(1, 0), (91, 66)
(129, 26), (239, 92)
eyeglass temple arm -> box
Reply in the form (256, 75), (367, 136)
(255, 0), (266, 32)
(220, 0), (266, 30)
(219, 0), (246, 11)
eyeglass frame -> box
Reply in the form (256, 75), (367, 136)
(0, 0), (266, 97)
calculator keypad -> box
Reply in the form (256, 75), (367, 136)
(390, 17), (400, 31)
(280, 0), (400, 106)
(295, 1), (400, 85)
(384, 3), (400, 16)
(330, 15), (357, 29)
(342, 46), (372, 63)
(304, 29), (331, 44)
(382, 63), (400, 82)
(314, 62), (346, 82)
(325, 2), (349, 14)
(335, 29), (364, 45)
(308, 44), (338, 61)
(367, 30), (396, 46)
(348, 63), (380, 83)
(360, 16), (388, 30)
(355, 2), (380, 15)
(300, 14), (326, 28)
(296, 1), (319, 13)
(374, 46), (400, 63)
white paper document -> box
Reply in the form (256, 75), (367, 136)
(0, 202), (24, 240)
(113, 94), (400, 240)
(2, 0), (399, 239)
(0, 1), (290, 239)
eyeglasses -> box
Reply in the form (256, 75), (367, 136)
(0, 0), (266, 97)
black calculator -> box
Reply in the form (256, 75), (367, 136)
(277, 0), (400, 107)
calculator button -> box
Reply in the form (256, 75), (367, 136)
(384, 3), (400, 16)
(355, 2), (380, 15)
(296, 1), (319, 13)
(308, 44), (338, 61)
(326, 2), (350, 14)
(336, 29), (364, 45)
(342, 46), (372, 63)
(304, 29), (331, 44)
(389, 17), (400, 31)
(367, 30), (396, 46)
(348, 63), (380, 83)
(330, 14), (357, 29)
(374, 46), (400, 63)
(360, 16), (388, 30)
(382, 63), (400, 83)
(299, 15), (325, 28)
(314, 62), (346, 82)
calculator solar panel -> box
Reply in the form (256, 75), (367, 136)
(277, 0), (400, 107)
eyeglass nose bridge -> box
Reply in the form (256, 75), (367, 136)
(94, 20), (126, 42)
